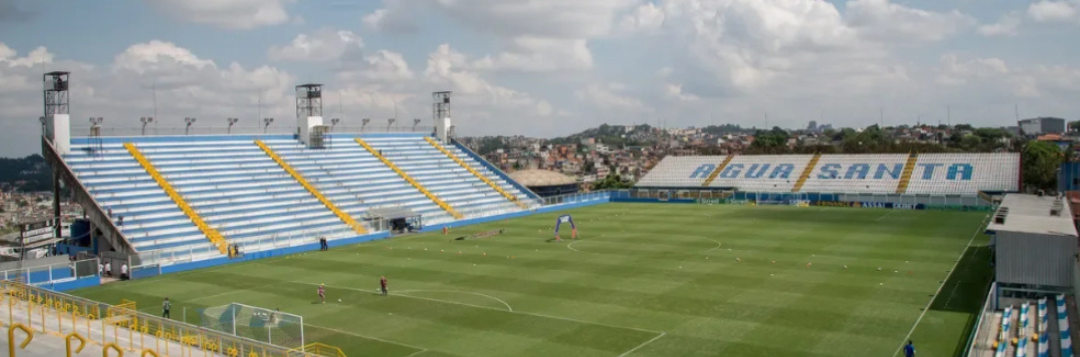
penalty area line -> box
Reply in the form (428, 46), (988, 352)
(618, 332), (666, 357)
(306, 323), (429, 353)
(892, 219), (988, 357)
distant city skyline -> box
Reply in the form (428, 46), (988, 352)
(2, 0), (1080, 158)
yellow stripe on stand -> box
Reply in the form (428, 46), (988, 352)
(895, 152), (919, 194)
(424, 136), (528, 210)
(255, 140), (367, 234)
(792, 153), (822, 193)
(123, 143), (228, 254)
(702, 154), (735, 187)
(355, 138), (464, 220)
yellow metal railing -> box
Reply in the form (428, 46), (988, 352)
(792, 153), (822, 193)
(424, 137), (528, 210)
(896, 152), (918, 194)
(702, 154), (735, 187)
(1, 279), (313, 357)
(124, 143), (228, 255)
(355, 138), (464, 219)
(255, 140), (367, 234)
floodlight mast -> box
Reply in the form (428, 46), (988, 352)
(43, 71), (70, 117)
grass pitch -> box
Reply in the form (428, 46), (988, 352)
(72, 203), (991, 357)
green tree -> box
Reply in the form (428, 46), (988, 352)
(1022, 140), (1063, 191)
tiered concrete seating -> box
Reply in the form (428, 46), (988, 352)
(707, 155), (814, 192)
(905, 153), (1020, 195)
(360, 135), (529, 219)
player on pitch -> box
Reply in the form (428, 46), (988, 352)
(380, 276), (388, 296)
(318, 284), (326, 304)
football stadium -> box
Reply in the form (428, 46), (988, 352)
(0, 76), (1074, 357)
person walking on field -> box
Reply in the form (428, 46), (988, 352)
(162, 297), (171, 319)
(903, 340), (915, 357)
(318, 284), (326, 304)
(380, 276), (388, 296)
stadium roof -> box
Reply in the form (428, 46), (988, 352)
(508, 170), (576, 187)
(987, 194), (1078, 237)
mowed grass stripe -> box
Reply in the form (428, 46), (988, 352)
(71, 203), (988, 356)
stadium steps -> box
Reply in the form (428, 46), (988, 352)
(424, 136), (528, 210)
(791, 153), (821, 192)
(354, 137), (464, 219)
(896, 152), (919, 194)
(255, 140), (367, 234)
(124, 143), (228, 255)
(701, 154), (734, 187)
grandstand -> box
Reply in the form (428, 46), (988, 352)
(638, 153), (1021, 195)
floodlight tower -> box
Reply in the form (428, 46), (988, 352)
(43, 71), (71, 155)
(226, 118), (239, 134)
(413, 118), (422, 132)
(432, 91), (452, 142)
(295, 84), (324, 145)
(361, 118), (371, 132)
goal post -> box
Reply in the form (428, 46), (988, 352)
(198, 302), (304, 349)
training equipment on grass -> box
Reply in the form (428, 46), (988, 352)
(554, 215), (577, 241)
(199, 302), (304, 349)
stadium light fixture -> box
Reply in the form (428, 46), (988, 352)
(263, 118), (274, 133)
(184, 117), (197, 135)
(330, 118), (340, 132)
(361, 118), (371, 132)
(227, 118), (239, 134)
(39, 116), (45, 134)
(387, 118), (395, 132)
(140, 117), (154, 135)
(413, 118), (421, 132)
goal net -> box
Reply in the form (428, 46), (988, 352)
(198, 303), (304, 349)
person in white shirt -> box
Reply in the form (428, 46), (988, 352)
(105, 262), (111, 277)
(120, 263), (129, 280)
(98, 262), (104, 276)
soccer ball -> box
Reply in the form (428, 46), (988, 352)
(338, 299), (342, 302)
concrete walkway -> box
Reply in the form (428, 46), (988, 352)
(0, 296), (223, 357)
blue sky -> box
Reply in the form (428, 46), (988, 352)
(1, 0), (1079, 157)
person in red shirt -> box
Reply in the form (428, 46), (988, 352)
(380, 276), (388, 296)
(318, 284), (325, 304)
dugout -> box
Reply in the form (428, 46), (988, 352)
(366, 207), (422, 234)
(987, 193), (1080, 300)
(509, 170), (578, 197)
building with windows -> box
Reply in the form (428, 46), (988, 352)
(1019, 117), (1065, 136)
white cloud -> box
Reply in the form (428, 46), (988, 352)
(575, 83), (647, 111)
(338, 50), (415, 82)
(471, 37), (593, 72)
(268, 29), (364, 63)
(663, 83), (700, 102)
(978, 13), (1022, 37)
(146, 0), (292, 29)
(936, 54), (1009, 86)
(1027, 0), (1079, 23)
(616, 2), (666, 34)
(845, 0), (976, 43)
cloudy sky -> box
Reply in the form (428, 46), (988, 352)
(1, 0), (1078, 157)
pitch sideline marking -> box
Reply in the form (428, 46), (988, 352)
(617, 332), (666, 357)
(394, 289), (514, 312)
(566, 233), (721, 253)
(875, 210), (897, 221)
(306, 323), (429, 353)
(892, 220), (989, 357)
(304, 282), (664, 335)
